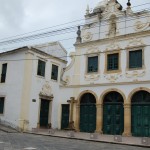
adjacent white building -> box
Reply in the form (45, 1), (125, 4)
(0, 42), (67, 131)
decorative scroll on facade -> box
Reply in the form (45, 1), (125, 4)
(39, 81), (53, 99)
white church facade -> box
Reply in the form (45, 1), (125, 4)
(60, 0), (150, 137)
(0, 0), (150, 137)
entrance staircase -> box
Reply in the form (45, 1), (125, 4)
(0, 119), (20, 133)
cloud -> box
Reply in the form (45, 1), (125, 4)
(0, 0), (25, 36)
(0, 0), (149, 50)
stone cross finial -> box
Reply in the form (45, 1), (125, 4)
(86, 4), (90, 15)
(67, 97), (77, 130)
(127, 0), (131, 7)
(76, 26), (82, 44)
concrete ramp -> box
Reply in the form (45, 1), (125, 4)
(0, 124), (19, 133)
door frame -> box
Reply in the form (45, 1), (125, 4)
(76, 90), (98, 132)
(61, 104), (70, 129)
(78, 91), (97, 132)
(37, 95), (53, 128)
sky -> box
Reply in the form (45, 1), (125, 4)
(0, 0), (149, 54)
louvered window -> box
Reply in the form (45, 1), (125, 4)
(129, 50), (142, 69)
(107, 53), (119, 71)
(0, 97), (4, 114)
(51, 64), (58, 80)
(37, 60), (46, 77)
(87, 56), (98, 73)
(1, 63), (7, 83)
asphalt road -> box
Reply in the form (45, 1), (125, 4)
(0, 131), (149, 150)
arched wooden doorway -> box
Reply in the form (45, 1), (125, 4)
(103, 91), (124, 135)
(80, 93), (96, 133)
(131, 90), (150, 137)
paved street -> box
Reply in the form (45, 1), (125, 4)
(0, 131), (149, 150)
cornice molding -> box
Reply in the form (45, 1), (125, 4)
(60, 80), (150, 88)
(74, 30), (150, 48)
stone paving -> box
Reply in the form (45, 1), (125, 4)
(0, 131), (149, 150)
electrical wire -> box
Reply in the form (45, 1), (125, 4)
(0, 11), (149, 48)
(0, 16), (149, 52)
(0, 2), (149, 44)
(0, 45), (150, 62)
(0, 2), (149, 41)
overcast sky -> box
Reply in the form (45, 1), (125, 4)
(0, 0), (149, 53)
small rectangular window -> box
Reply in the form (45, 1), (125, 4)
(87, 56), (98, 73)
(37, 60), (46, 77)
(1, 63), (7, 83)
(0, 97), (4, 114)
(129, 50), (142, 69)
(51, 64), (58, 80)
(107, 53), (119, 71)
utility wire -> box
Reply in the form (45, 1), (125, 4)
(0, 11), (149, 48)
(0, 21), (149, 54)
(0, 11), (149, 47)
(0, 45), (150, 62)
(0, 2), (149, 43)
(0, 17), (149, 51)
(0, 2), (149, 41)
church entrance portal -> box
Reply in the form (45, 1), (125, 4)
(131, 90), (150, 137)
(80, 93), (96, 133)
(40, 99), (50, 127)
(103, 91), (124, 135)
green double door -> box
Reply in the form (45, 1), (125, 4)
(80, 104), (96, 133)
(40, 99), (50, 127)
(103, 103), (124, 135)
(80, 93), (96, 133)
(132, 104), (150, 137)
(131, 91), (150, 137)
(103, 92), (124, 135)
(61, 104), (70, 129)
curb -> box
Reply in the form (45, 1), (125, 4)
(24, 131), (150, 148)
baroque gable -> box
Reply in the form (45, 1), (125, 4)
(101, 0), (125, 19)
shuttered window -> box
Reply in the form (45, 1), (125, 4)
(51, 64), (58, 80)
(0, 97), (4, 114)
(129, 50), (142, 69)
(87, 56), (98, 73)
(107, 53), (119, 71)
(1, 63), (7, 83)
(37, 60), (46, 77)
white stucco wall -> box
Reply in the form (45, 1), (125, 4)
(59, 1), (150, 130)
(28, 51), (66, 130)
(0, 50), (26, 127)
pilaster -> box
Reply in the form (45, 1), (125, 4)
(123, 103), (132, 136)
(95, 104), (103, 133)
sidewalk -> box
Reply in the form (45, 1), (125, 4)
(25, 129), (150, 148)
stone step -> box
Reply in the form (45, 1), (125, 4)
(0, 124), (19, 133)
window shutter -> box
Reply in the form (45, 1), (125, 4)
(37, 60), (45, 77)
(129, 50), (142, 69)
(0, 97), (4, 114)
(107, 53), (119, 71)
(51, 64), (58, 80)
(1, 63), (7, 83)
(88, 56), (98, 73)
